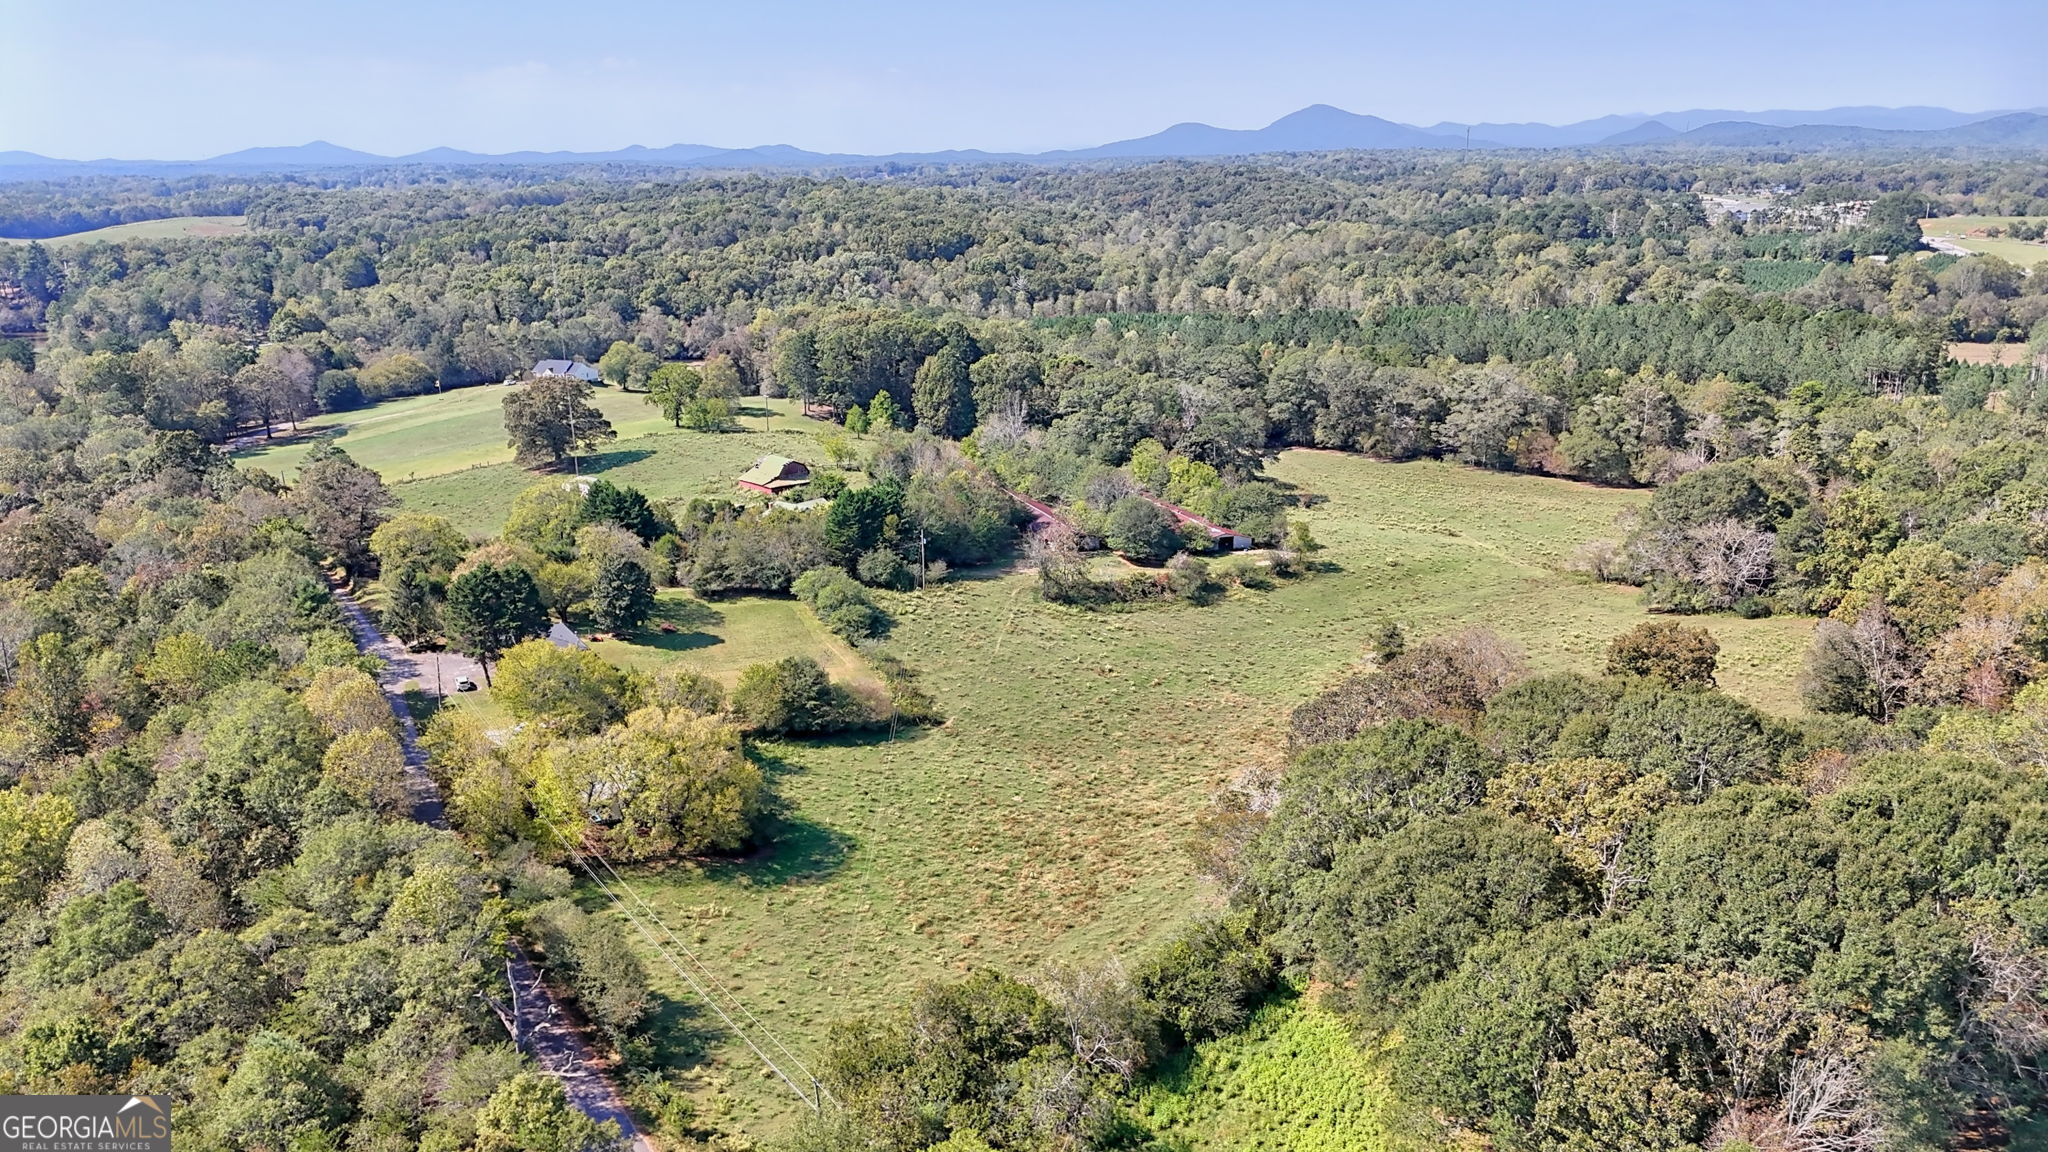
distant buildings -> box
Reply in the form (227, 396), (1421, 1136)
(737, 455), (812, 495)
(532, 358), (600, 382)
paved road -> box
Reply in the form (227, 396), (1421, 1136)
(332, 586), (653, 1150)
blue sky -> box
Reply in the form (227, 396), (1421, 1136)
(4, 0), (2039, 158)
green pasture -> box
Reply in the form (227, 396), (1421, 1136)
(1920, 216), (2048, 269)
(567, 451), (1810, 1134)
(234, 386), (828, 503)
(589, 591), (876, 692)
(263, 388), (1812, 1137)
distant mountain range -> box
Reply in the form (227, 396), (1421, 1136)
(5, 104), (2047, 179)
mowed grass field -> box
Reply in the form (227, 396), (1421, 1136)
(0, 215), (249, 247)
(233, 384), (826, 505)
(1920, 216), (2048, 269)
(589, 591), (877, 692)
(564, 452), (1810, 1134)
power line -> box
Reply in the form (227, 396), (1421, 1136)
(583, 848), (830, 1105)
(541, 819), (825, 1111)
(557, 842), (816, 1109)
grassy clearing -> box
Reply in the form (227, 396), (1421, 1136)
(577, 452), (1809, 1136)
(233, 386), (819, 489)
(0, 215), (249, 246)
(1919, 216), (2048, 269)
(302, 389), (1811, 1137)
(394, 426), (832, 538)
(1948, 342), (2033, 367)
(334, 398), (834, 536)
(392, 592), (872, 740)
(1132, 992), (1393, 1151)
(590, 590), (877, 693)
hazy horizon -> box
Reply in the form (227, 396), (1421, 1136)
(5, 0), (2040, 159)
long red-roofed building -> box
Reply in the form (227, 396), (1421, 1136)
(1140, 494), (1252, 550)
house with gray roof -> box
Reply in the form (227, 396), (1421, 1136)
(532, 358), (601, 382)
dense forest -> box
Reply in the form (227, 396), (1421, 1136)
(792, 621), (2048, 1152)
(4, 151), (2048, 1151)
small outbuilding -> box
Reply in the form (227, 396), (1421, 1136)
(532, 358), (601, 383)
(738, 455), (812, 495)
(547, 621), (589, 650)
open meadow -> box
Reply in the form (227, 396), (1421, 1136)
(331, 393), (1813, 1133)
(588, 591), (878, 692)
(601, 451), (1807, 1132)
(1920, 215), (2048, 269)
(232, 385), (825, 503)
(1948, 341), (2033, 367)
(0, 215), (250, 246)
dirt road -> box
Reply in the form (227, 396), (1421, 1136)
(331, 586), (652, 1150)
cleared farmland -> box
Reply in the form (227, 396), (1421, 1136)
(567, 451), (1810, 1134)
(1920, 215), (2048, 269)
(0, 215), (249, 246)
(279, 388), (1812, 1137)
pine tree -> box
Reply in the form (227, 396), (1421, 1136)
(590, 556), (656, 634)
(381, 565), (440, 646)
(866, 391), (902, 431)
(443, 563), (547, 680)
(912, 346), (974, 438)
(579, 480), (661, 541)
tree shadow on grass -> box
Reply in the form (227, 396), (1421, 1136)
(701, 812), (854, 889)
(674, 745), (859, 889)
(781, 724), (935, 751)
(936, 551), (1032, 583)
(620, 597), (727, 653)
(637, 991), (723, 1072)
(1137, 981), (1303, 1095)
(577, 447), (656, 474)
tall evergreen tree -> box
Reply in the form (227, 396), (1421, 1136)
(579, 480), (661, 541)
(381, 565), (440, 646)
(590, 555), (656, 634)
(912, 346), (975, 438)
(443, 563), (547, 681)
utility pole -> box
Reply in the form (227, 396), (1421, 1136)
(918, 531), (928, 590)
